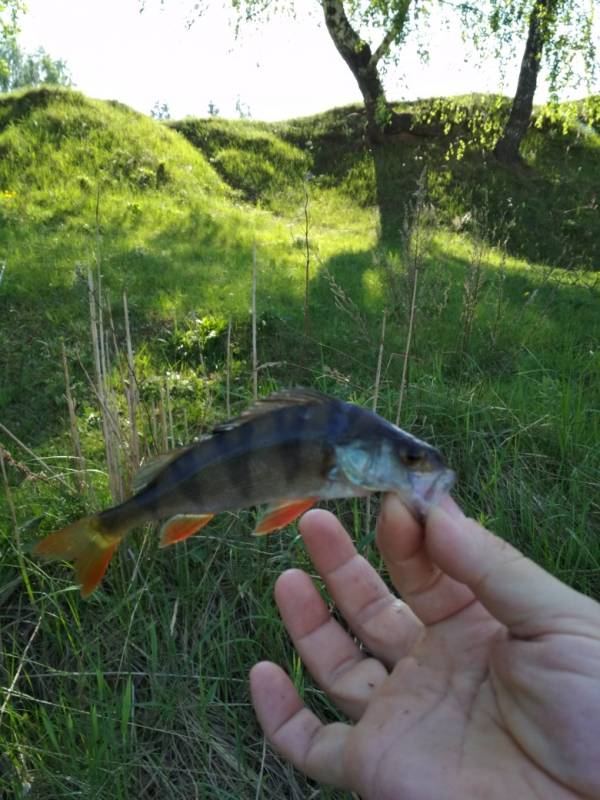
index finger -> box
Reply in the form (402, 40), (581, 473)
(299, 509), (422, 667)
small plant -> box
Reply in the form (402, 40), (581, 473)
(167, 314), (229, 370)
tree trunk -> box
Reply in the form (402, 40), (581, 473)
(321, 0), (388, 142)
(494, 0), (554, 163)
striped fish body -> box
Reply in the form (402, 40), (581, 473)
(34, 389), (454, 597)
(102, 397), (355, 529)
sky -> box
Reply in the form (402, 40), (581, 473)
(16, 0), (591, 122)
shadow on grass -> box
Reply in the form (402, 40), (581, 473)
(300, 115), (600, 269)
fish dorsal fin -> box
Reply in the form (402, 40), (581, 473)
(212, 387), (333, 433)
(132, 449), (189, 493)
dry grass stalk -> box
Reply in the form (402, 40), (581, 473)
(75, 355), (121, 439)
(1, 455), (35, 604)
(460, 236), (485, 359)
(150, 401), (159, 449)
(90, 186), (124, 500)
(166, 380), (175, 448)
(1, 451), (18, 529)
(252, 243), (258, 401)
(182, 407), (189, 443)
(105, 347), (125, 499)
(61, 341), (87, 494)
(226, 318), (232, 418)
(303, 174), (310, 339)
(396, 263), (419, 426)
(323, 269), (372, 345)
(0, 615), (42, 724)
(87, 268), (123, 502)
(123, 292), (141, 471)
(255, 735), (268, 800)
(158, 386), (169, 453)
(365, 310), (387, 534)
(373, 311), (387, 413)
(491, 257), (507, 347)
(395, 173), (429, 426)
(0, 423), (71, 490)
(0, 441), (45, 483)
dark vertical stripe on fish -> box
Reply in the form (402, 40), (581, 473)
(326, 396), (346, 441)
(224, 420), (255, 500)
(279, 406), (305, 484)
(343, 400), (367, 441)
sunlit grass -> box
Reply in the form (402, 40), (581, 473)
(0, 86), (599, 799)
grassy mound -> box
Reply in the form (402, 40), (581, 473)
(0, 87), (354, 443)
(0, 87), (599, 799)
(170, 116), (310, 203)
(266, 95), (600, 269)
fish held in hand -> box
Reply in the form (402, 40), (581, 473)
(33, 388), (454, 597)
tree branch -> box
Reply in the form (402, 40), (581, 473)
(321, 0), (371, 65)
(436, 0), (486, 20)
(370, 0), (411, 67)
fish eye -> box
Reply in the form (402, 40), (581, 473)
(403, 451), (424, 468)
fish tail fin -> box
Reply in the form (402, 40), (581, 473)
(33, 516), (124, 598)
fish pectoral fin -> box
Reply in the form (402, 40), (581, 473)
(253, 498), (317, 536)
(159, 514), (214, 548)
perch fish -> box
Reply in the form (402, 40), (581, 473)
(34, 388), (455, 597)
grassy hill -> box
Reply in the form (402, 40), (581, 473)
(173, 95), (600, 268)
(1, 86), (599, 799)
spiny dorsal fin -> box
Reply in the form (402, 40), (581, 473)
(212, 387), (334, 433)
(132, 449), (189, 494)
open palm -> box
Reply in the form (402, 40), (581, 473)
(251, 496), (600, 799)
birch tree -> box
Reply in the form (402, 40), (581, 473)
(149, 0), (468, 142)
(0, 0), (25, 87)
(492, 0), (596, 163)
(320, 1), (411, 140)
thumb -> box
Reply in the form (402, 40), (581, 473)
(425, 502), (600, 638)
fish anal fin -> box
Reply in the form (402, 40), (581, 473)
(253, 498), (317, 536)
(159, 514), (214, 548)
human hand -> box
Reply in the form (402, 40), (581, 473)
(250, 495), (600, 799)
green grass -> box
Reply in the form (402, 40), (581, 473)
(1, 86), (599, 798)
(169, 116), (310, 204)
(269, 95), (600, 268)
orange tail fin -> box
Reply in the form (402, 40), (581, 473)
(33, 516), (123, 598)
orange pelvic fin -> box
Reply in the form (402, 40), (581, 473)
(33, 516), (123, 598)
(159, 514), (214, 548)
(253, 498), (317, 536)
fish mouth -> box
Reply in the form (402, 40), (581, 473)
(407, 468), (456, 516)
